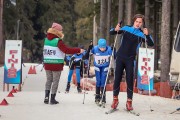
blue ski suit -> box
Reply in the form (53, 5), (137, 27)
(67, 52), (86, 84)
(91, 46), (113, 87)
(91, 45), (113, 103)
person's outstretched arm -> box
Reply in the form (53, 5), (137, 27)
(110, 22), (123, 35)
(58, 40), (83, 54)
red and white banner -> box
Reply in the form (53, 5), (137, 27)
(137, 48), (154, 90)
(4, 40), (22, 84)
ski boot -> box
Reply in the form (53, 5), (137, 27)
(101, 102), (106, 108)
(50, 94), (59, 104)
(44, 90), (50, 104)
(95, 87), (100, 105)
(101, 95), (106, 108)
(95, 94), (100, 105)
(111, 96), (119, 109)
(126, 99), (133, 111)
(77, 83), (82, 93)
(65, 82), (70, 93)
(100, 87), (106, 108)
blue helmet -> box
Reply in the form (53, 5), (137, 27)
(98, 38), (106, 48)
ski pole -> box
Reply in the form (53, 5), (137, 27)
(83, 74), (88, 104)
(87, 41), (92, 77)
(144, 33), (154, 112)
(35, 63), (41, 67)
(99, 32), (119, 105)
(100, 21), (122, 105)
(82, 60), (85, 92)
(41, 63), (44, 72)
(170, 107), (180, 114)
(82, 60), (86, 104)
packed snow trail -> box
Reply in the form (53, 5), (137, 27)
(0, 63), (179, 120)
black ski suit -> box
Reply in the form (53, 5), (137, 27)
(110, 25), (154, 99)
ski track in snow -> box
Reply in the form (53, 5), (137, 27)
(0, 63), (179, 120)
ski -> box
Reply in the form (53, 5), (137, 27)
(105, 109), (118, 114)
(123, 109), (140, 116)
(170, 107), (180, 114)
(65, 91), (69, 94)
(65, 91), (86, 94)
(98, 102), (106, 108)
(83, 91), (88, 94)
(95, 102), (100, 107)
(65, 92), (82, 94)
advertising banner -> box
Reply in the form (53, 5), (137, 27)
(137, 48), (154, 90)
(4, 40), (22, 84)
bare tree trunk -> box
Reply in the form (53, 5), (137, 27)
(145, 0), (150, 28)
(0, 0), (3, 49)
(160, 0), (171, 97)
(118, 0), (124, 22)
(100, 0), (107, 38)
(93, 15), (98, 45)
(106, 0), (111, 45)
(153, 1), (162, 70)
(153, 2), (157, 70)
(116, 0), (124, 50)
(68, 0), (77, 45)
(126, 0), (133, 25)
(93, 0), (98, 45)
(172, 0), (178, 37)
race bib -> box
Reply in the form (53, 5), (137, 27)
(94, 55), (110, 65)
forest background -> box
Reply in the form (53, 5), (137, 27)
(0, 0), (179, 89)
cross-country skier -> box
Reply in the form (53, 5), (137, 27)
(65, 44), (93, 93)
(91, 38), (113, 106)
(110, 14), (154, 111)
(65, 52), (85, 93)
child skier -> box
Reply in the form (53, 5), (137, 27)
(65, 52), (85, 93)
(91, 38), (113, 107)
(65, 44), (92, 93)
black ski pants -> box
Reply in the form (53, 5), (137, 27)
(113, 56), (135, 99)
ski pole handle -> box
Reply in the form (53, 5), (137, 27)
(119, 21), (122, 27)
(116, 21), (122, 33)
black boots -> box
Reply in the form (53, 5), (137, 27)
(95, 87), (106, 107)
(77, 83), (82, 93)
(65, 82), (71, 92)
(95, 94), (101, 104)
(101, 87), (106, 103)
(50, 94), (59, 104)
(95, 87), (106, 103)
(95, 87), (100, 104)
(44, 90), (59, 105)
(44, 90), (50, 104)
(66, 82), (81, 93)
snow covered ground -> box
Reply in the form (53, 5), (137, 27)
(0, 63), (179, 120)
